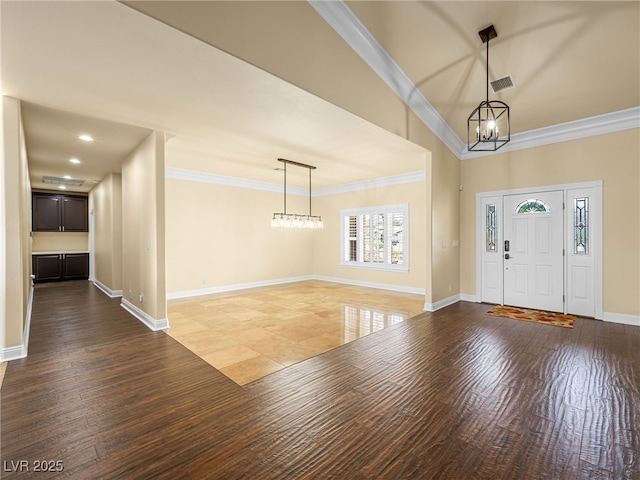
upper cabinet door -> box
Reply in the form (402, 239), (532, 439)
(33, 194), (62, 231)
(32, 193), (88, 232)
(62, 197), (88, 232)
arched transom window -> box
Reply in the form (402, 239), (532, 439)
(515, 198), (551, 214)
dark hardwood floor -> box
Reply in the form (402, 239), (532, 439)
(2, 280), (639, 479)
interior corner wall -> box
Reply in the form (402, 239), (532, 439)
(429, 143), (461, 304)
(121, 131), (166, 320)
(89, 172), (123, 292)
(460, 128), (640, 317)
(406, 112), (460, 305)
(165, 177), (314, 295)
(1, 96), (31, 350)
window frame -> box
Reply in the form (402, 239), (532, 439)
(339, 203), (409, 272)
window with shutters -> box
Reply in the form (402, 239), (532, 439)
(340, 204), (409, 271)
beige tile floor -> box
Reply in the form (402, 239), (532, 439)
(166, 280), (426, 385)
(0, 362), (6, 390)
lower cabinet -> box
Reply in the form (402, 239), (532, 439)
(63, 253), (90, 280)
(33, 253), (89, 283)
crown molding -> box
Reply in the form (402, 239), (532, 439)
(165, 167), (427, 197)
(165, 167), (308, 196)
(166, 167), (425, 196)
(314, 170), (425, 196)
(307, 0), (465, 158)
(460, 107), (640, 160)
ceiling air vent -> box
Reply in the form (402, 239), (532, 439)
(490, 75), (516, 93)
(42, 176), (85, 187)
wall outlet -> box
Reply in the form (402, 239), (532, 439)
(202, 278), (207, 285)
(129, 290), (133, 300)
(139, 294), (144, 305)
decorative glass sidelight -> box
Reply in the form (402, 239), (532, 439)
(486, 204), (497, 252)
(574, 197), (589, 254)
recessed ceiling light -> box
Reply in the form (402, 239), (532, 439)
(63, 175), (72, 180)
(69, 158), (81, 164)
(58, 185), (67, 190)
(79, 134), (94, 142)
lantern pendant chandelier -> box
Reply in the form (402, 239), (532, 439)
(271, 158), (324, 229)
(467, 24), (510, 152)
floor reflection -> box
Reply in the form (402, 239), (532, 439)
(167, 281), (425, 385)
(343, 305), (406, 342)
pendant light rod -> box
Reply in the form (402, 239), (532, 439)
(277, 158), (317, 170)
(478, 24), (497, 103)
(272, 158), (323, 229)
(277, 157), (317, 216)
(486, 34), (489, 103)
(308, 168), (312, 216)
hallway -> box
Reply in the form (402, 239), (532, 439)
(1, 280), (639, 479)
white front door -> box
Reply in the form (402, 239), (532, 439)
(503, 191), (564, 312)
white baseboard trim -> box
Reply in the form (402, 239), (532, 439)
(1, 344), (27, 362)
(168, 275), (425, 300)
(92, 279), (123, 298)
(460, 294), (479, 303)
(167, 275), (315, 300)
(424, 294), (460, 312)
(22, 282), (34, 357)
(603, 311), (640, 327)
(1, 282), (34, 362)
(313, 275), (425, 296)
(121, 299), (169, 331)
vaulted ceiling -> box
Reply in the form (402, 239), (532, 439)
(2, 1), (638, 193)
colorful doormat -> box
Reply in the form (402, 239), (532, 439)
(486, 305), (575, 328)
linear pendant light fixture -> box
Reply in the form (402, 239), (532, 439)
(271, 158), (324, 229)
(467, 25), (510, 152)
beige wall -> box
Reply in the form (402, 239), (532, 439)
(165, 177), (314, 293)
(431, 147), (461, 303)
(32, 232), (88, 252)
(397, 112), (461, 304)
(460, 128), (640, 316)
(312, 180), (428, 293)
(166, 172), (429, 297)
(121, 132), (166, 320)
(89, 173), (122, 291)
(2, 96), (31, 349)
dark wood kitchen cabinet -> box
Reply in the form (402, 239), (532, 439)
(63, 253), (90, 280)
(32, 253), (89, 282)
(32, 193), (88, 232)
(32, 254), (63, 282)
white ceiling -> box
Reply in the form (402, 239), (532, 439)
(1, 0), (427, 193)
(347, 0), (640, 137)
(21, 102), (152, 192)
(2, 1), (638, 194)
